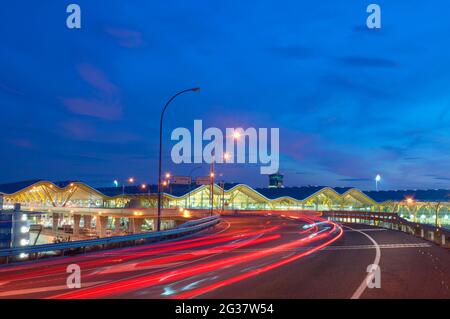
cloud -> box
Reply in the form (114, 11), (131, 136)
(60, 119), (141, 143)
(403, 156), (422, 161)
(105, 27), (144, 48)
(352, 25), (386, 36)
(62, 64), (123, 120)
(0, 82), (23, 96)
(60, 119), (97, 140)
(8, 138), (35, 149)
(279, 130), (373, 180)
(269, 45), (314, 60)
(295, 171), (311, 175)
(77, 64), (118, 94)
(336, 56), (399, 68)
(338, 178), (371, 182)
(61, 98), (122, 120)
(434, 177), (450, 181)
(428, 175), (450, 181)
(321, 75), (391, 99)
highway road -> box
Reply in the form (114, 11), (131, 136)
(0, 215), (448, 299)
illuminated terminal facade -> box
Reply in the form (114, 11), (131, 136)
(0, 180), (449, 228)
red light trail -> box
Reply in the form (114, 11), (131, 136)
(49, 216), (342, 299)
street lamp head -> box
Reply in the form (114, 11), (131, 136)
(128, 177), (134, 184)
(113, 180), (119, 187)
(165, 172), (171, 179)
(375, 174), (381, 182)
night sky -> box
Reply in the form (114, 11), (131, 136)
(0, 1), (449, 190)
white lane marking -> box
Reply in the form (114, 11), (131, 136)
(346, 225), (381, 299)
(198, 243), (430, 253)
(326, 243), (430, 250)
(345, 229), (387, 232)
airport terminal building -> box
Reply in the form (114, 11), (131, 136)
(0, 180), (449, 228)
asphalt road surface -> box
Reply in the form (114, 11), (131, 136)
(0, 215), (448, 299)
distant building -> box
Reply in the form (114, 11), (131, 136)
(0, 180), (449, 228)
(269, 173), (284, 188)
(0, 213), (12, 249)
(0, 204), (30, 249)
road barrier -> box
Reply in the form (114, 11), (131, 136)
(323, 211), (450, 249)
(0, 215), (221, 262)
(175, 214), (219, 228)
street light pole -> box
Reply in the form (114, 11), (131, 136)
(188, 166), (202, 208)
(210, 153), (215, 216)
(435, 202), (441, 227)
(220, 180), (225, 213)
(157, 88), (200, 232)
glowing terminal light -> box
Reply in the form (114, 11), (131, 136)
(20, 239), (29, 246)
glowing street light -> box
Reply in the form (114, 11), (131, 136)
(165, 172), (171, 179)
(375, 174), (381, 191)
(117, 177), (136, 195)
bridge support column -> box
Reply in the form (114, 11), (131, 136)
(73, 214), (81, 236)
(96, 216), (108, 237)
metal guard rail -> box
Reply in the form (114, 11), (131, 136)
(0, 215), (221, 257)
(175, 214), (220, 228)
(322, 211), (450, 248)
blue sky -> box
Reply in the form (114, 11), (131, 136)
(0, 1), (449, 190)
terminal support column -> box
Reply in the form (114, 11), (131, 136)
(96, 216), (108, 237)
(113, 217), (122, 235)
(83, 215), (92, 230)
(73, 214), (81, 236)
(52, 213), (60, 232)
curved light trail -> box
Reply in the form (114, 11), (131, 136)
(0, 214), (343, 299)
